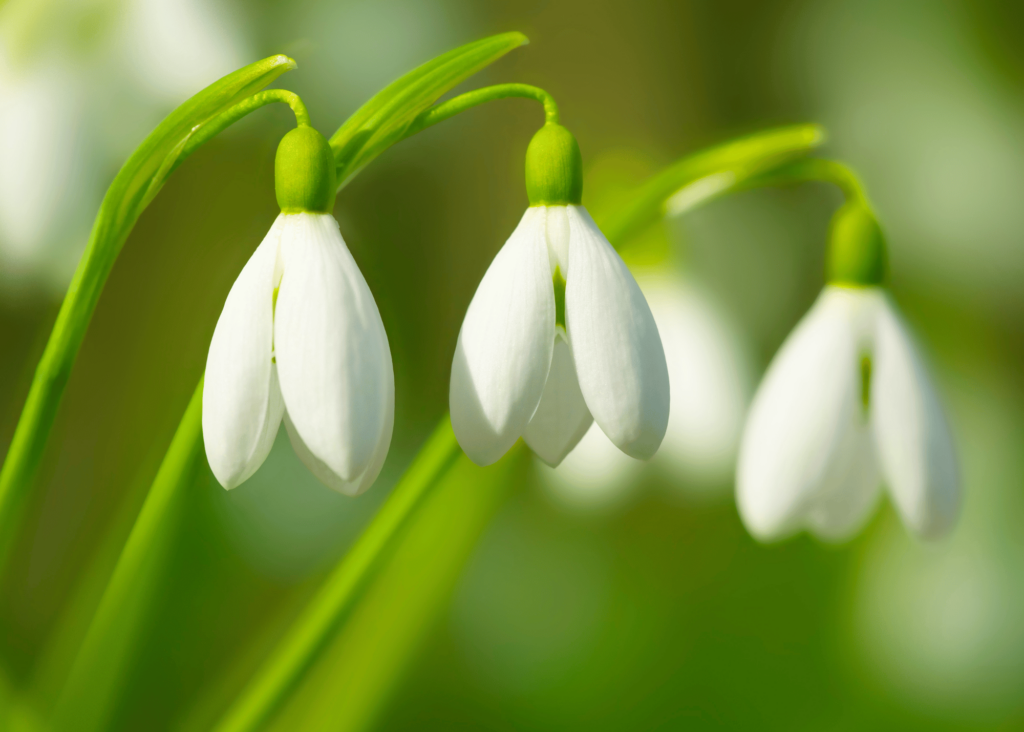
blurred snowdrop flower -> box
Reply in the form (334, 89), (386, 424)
(0, 0), (247, 291)
(638, 270), (752, 492)
(540, 269), (753, 508)
(451, 124), (670, 467)
(537, 423), (642, 512)
(204, 127), (394, 495)
(737, 204), (960, 542)
(0, 46), (83, 280)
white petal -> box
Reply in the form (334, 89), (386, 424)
(202, 216), (286, 489)
(274, 213), (394, 488)
(871, 296), (960, 538)
(805, 419), (882, 542)
(736, 287), (870, 541)
(523, 335), (593, 467)
(450, 207), (555, 466)
(564, 205), (669, 460)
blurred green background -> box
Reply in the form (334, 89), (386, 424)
(2, 0), (1024, 730)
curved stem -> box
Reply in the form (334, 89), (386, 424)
(180, 90), (311, 162)
(740, 156), (868, 204)
(408, 83), (559, 135)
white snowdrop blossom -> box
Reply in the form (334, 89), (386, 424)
(203, 126), (394, 494)
(450, 204), (670, 467)
(737, 285), (959, 542)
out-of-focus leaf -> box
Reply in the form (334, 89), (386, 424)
(597, 123), (826, 248)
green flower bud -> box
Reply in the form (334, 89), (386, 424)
(275, 125), (336, 214)
(826, 202), (887, 286)
(525, 123), (583, 206)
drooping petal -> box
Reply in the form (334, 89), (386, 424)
(450, 207), (555, 466)
(805, 417), (882, 542)
(564, 205), (669, 460)
(274, 213), (394, 489)
(871, 295), (960, 538)
(736, 287), (870, 541)
(202, 216), (286, 489)
(523, 335), (593, 467)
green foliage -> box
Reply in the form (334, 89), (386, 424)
(330, 32), (528, 187)
(596, 124), (826, 248)
(49, 382), (205, 732)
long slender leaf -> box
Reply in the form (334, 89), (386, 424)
(331, 32), (528, 186)
(209, 420), (463, 732)
(0, 54), (296, 567)
(597, 123), (826, 246)
(49, 381), (205, 732)
(266, 452), (524, 732)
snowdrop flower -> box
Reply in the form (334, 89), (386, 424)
(737, 203), (959, 541)
(203, 126), (394, 494)
(451, 123), (670, 466)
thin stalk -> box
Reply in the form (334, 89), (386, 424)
(179, 90), (311, 162)
(407, 83), (560, 134)
(50, 379), (205, 732)
(210, 420), (462, 732)
(737, 156), (869, 203)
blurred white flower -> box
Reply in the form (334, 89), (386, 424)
(737, 285), (959, 542)
(451, 205), (669, 467)
(203, 212), (394, 495)
(539, 269), (753, 508)
(638, 270), (752, 492)
(537, 422), (643, 512)
(0, 0), (248, 292)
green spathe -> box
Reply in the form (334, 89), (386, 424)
(276, 126), (337, 214)
(826, 202), (887, 286)
(525, 123), (583, 206)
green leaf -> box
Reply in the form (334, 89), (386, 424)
(596, 123), (826, 247)
(331, 32), (528, 187)
(209, 420), (464, 732)
(50, 381), (205, 732)
(0, 54), (296, 570)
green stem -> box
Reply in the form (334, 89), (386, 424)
(180, 90), (311, 162)
(51, 380), (205, 732)
(738, 156), (869, 203)
(407, 83), (559, 135)
(210, 420), (462, 732)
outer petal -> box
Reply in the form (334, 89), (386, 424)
(736, 287), (867, 541)
(871, 295), (960, 538)
(450, 207), (555, 466)
(564, 206), (669, 460)
(523, 335), (593, 467)
(274, 213), (394, 488)
(202, 216), (286, 489)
